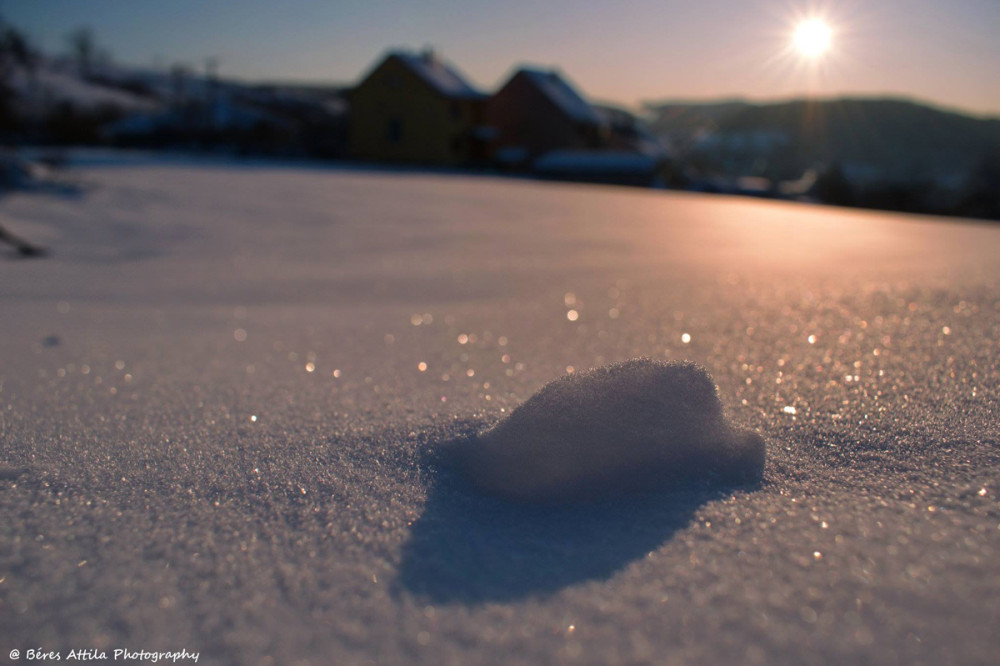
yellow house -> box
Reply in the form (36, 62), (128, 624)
(348, 50), (487, 165)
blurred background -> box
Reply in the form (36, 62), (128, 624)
(1, 0), (998, 220)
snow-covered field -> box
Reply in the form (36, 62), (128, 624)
(2, 155), (999, 665)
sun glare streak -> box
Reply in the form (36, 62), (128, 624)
(793, 19), (832, 58)
(746, 2), (867, 96)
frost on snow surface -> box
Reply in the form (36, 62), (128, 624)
(450, 359), (765, 502)
(6, 160), (1000, 663)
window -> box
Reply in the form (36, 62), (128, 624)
(387, 118), (402, 144)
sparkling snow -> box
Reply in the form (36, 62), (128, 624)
(2, 154), (999, 665)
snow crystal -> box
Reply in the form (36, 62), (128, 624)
(450, 359), (765, 502)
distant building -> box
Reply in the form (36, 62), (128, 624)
(533, 150), (672, 188)
(485, 68), (606, 166)
(347, 49), (488, 165)
(593, 105), (666, 156)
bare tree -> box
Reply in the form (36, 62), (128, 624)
(170, 63), (191, 107)
(66, 26), (95, 78)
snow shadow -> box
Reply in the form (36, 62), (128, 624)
(395, 436), (757, 605)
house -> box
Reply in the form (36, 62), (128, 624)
(486, 72), (673, 186)
(485, 67), (606, 166)
(347, 49), (487, 165)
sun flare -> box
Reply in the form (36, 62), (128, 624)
(792, 19), (832, 58)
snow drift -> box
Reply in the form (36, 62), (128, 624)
(449, 359), (766, 503)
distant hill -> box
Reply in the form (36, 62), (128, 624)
(644, 97), (1000, 185)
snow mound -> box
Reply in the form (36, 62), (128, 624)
(451, 359), (765, 502)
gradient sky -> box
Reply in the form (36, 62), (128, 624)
(4, 0), (998, 116)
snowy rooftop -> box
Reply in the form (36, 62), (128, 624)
(519, 68), (604, 125)
(10, 63), (160, 113)
(394, 51), (486, 100)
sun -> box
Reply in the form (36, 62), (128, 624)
(792, 19), (833, 58)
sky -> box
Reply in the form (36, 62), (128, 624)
(4, 0), (999, 116)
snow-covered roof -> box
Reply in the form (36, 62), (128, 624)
(533, 150), (663, 175)
(519, 68), (602, 125)
(393, 51), (485, 100)
(10, 64), (159, 113)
